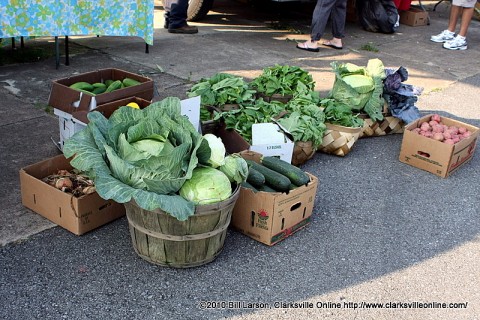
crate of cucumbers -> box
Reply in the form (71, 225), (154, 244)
(48, 68), (154, 115)
(231, 151), (318, 246)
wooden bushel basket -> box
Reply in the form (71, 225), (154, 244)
(318, 123), (363, 157)
(359, 113), (405, 138)
(291, 141), (315, 166)
(124, 185), (240, 268)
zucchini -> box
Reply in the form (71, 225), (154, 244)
(246, 167), (265, 188)
(261, 156), (310, 186)
(245, 160), (291, 192)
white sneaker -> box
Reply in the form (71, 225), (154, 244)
(430, 30), (455, 43)
(443, 35), (467, 50)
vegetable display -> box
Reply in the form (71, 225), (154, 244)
(63, 97), (249, 221)
(411, 114), (473, 144)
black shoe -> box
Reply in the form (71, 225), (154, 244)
(164, 13), (170, 29)
(168, 25), (198, 34)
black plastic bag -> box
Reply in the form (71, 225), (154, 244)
(356, 0), (400, 34)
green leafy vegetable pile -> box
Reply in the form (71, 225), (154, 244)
(187, 73), (255, 110)
(250, 65), (315, 97)
(320, 98), (364, 128)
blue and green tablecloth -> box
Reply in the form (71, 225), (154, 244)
(0, 0), (154, 45)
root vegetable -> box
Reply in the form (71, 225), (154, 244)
(431, 114), (441, 122)
(432, 125), (444, 133)
(412, 128), (422, 134)
(433, 133), (444, 141)
(463, 131), (472, 138)
(444, 139), (455, 145)
(449, 126), (459, 135)
(458, 127), (467, 134)
(443, 132), (452, 140)
(82, 186), (96, 194)
(429, 120), (439, 127)
(423, 131), (433, 138)
(55, 177), (73, 189)
(420, 122), (431, 132)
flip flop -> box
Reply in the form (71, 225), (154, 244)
(296, 42), (320, 52)
(322, 41), (343, 50)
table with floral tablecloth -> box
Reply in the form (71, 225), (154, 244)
(0, 0), (154, 45)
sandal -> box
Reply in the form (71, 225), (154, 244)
(322, 40), (343, 50)
(296, 42), (320, 52)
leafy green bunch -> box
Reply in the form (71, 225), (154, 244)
(277, 97), (327, 149)
(214, 98), (285, 143)
(320, 98), (364, 128)
(187, 73), (256, 107)
(250, 65), (315, 97)
(63, 97), (212, 221)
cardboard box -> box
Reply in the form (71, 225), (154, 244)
(399, 7), (429, 26)
(48, 68), (154, 117)
(230, 151), (318, 246)
(214, 122), (295, 163)
(399, 114), (479, 178)
(20, 154), (125, 235)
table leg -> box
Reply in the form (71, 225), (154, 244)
(55, 36), (60, 69)
(145, 43), (149, 54)
(65, 36), (70, 66)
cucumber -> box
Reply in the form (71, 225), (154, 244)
(246, 167), (265, 188)
(69, 81), (94, 92)
(258, 184), (279, 193)
(261, 156), (310, 186)
(92, 86), (106, 94)
(241, 181), (258, 192)
(122, 77), (141, 87)
(245, 160), (291, 192)
(105, 80), (122, 93)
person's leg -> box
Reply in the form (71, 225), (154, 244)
(457, 7), (474, 37)
(168, 0), (189, 29)
(323, 0), (347, 48)
(447, 5), (462, 32)
(297, 0), (336, 50)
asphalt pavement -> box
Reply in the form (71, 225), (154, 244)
(1, 1), (479, 319)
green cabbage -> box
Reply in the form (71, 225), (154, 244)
(218, 154), (248, 184)
(179, 167), (232, 205)
(63, 97), (211, 221)
(203, 133), (226, 168)
(329, 58), (386, 121)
